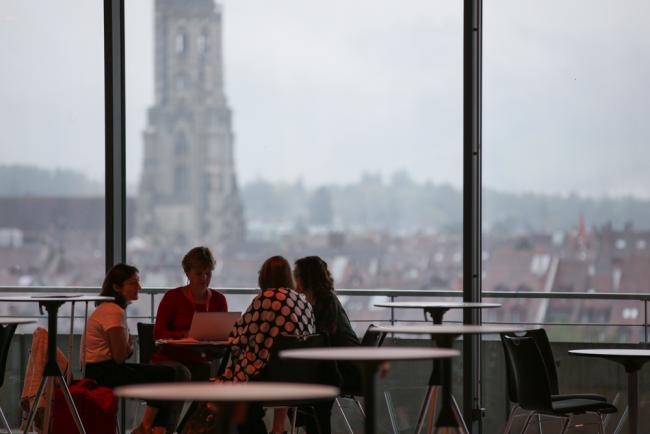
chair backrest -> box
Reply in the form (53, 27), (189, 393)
(360, 324), (386, 347)
(256, 334), (342, 388)
(137, 322), (155, 364)
(502, 335), (554, 412)
(0, 324), (18, 388)
(525, 328), (560, 394)
(501, 328), (559, 404)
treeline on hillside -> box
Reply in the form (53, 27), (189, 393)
(0, 165), (102, 196)
(3, 165), (650, 234)
(242, 173), (650, 234)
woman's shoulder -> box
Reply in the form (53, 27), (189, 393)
(161, 286), (185, 300)
(91, 302), (125, 320)
(96, 301), (124, 313)
(255, 288), (306, 306)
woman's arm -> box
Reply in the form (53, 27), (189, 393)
(107, 327), (130, 364)
(154, 292), (187, 339)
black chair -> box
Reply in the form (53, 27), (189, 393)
(0, 323), (19, 433)
(136, 322), (155, 364)
(335, 325), (386, 434)
(500, 329), (608, 433)
(256, 334), (341, 434)
(502, 335), (616, 434)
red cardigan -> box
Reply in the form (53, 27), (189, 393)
(152, 286), (228, 366)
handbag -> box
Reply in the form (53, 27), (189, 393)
(51, 378), (117, 434)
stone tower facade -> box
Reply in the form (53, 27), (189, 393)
(137, 0), (245, 249)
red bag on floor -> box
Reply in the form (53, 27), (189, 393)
(51, 378), (118, 434)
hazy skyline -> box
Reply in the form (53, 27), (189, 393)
(1, 0), (649, 198)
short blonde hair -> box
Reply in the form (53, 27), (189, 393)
(182, 246), (216, 273)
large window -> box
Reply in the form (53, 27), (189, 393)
(0, 0), (105, 288)
(483, 0), (650, 342)
(126, 0), (463, 323)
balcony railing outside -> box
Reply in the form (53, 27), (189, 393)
(1, 287), (648, 432)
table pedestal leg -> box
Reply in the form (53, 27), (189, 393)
(359, 363), (379, 434)
(416, 356), (444, 434)
(434, 337), (469, 434)
(627, 370), (638, 434)
(414, 385), (441, 434)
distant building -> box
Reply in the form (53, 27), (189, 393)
(137, 0), (245, 249)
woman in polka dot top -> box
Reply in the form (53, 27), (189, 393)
(221, 255), (315, 383)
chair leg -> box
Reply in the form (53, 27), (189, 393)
(384, 391), (400, 434)
(520, 412), (535, 434)
(503, 404), (519, 434)
(536, 414), (543, 434)
(290, 407), (298, 434)
(353, 397), (365, 418)
(597, 414), (605, 434)
(335, 398), (354, 434)
(559, 416), (571, 434)
(0, 405), (13, 434)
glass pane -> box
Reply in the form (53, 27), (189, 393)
(484, 0), (649, 336)
(126, 0), (462, 322)
(0, 0), (105, 287)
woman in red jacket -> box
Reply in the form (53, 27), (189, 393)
(152, 246), (228, 380)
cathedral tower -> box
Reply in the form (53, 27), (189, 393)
(137, 0), (245, 249)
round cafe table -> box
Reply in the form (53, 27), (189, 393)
(281, 346), (459, 434)
(374, 301), (501, 325)
(569, 349), (650, 434)
(0, 295), (113, 434)
(374, 324), (526, 433)
(115, 382), (339, 433)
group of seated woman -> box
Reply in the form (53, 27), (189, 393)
(83, 246), (360, 434)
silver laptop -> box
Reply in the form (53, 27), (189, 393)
(188, 312), (241, 341)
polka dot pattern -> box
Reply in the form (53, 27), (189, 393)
(221, 287), (315, 383)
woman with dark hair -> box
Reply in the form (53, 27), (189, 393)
(293, 256), (361, 434)
(84, 264), (178, 434)
(153, 246), (228, 380)
(293, 256), (360, 349)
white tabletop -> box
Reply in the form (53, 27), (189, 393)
(570, 349), (650, 358)
(114, 382), (339, 402)
(0, 295), (113, 303)
(373, 324), (527, 336)
(280, 346), (459, 362)
(375, 301), (501, 310)
(0, 318), (37, 325)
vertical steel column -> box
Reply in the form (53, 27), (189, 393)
(105, 2), (127, 432)
(463, 0), (483, 432)
(104, 0), (127, 271)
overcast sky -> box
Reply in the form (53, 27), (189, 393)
(1, 0), (649, 197)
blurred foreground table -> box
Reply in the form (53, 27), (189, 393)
(281, 346), (459, 434)
(115, 382), (339, 433)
